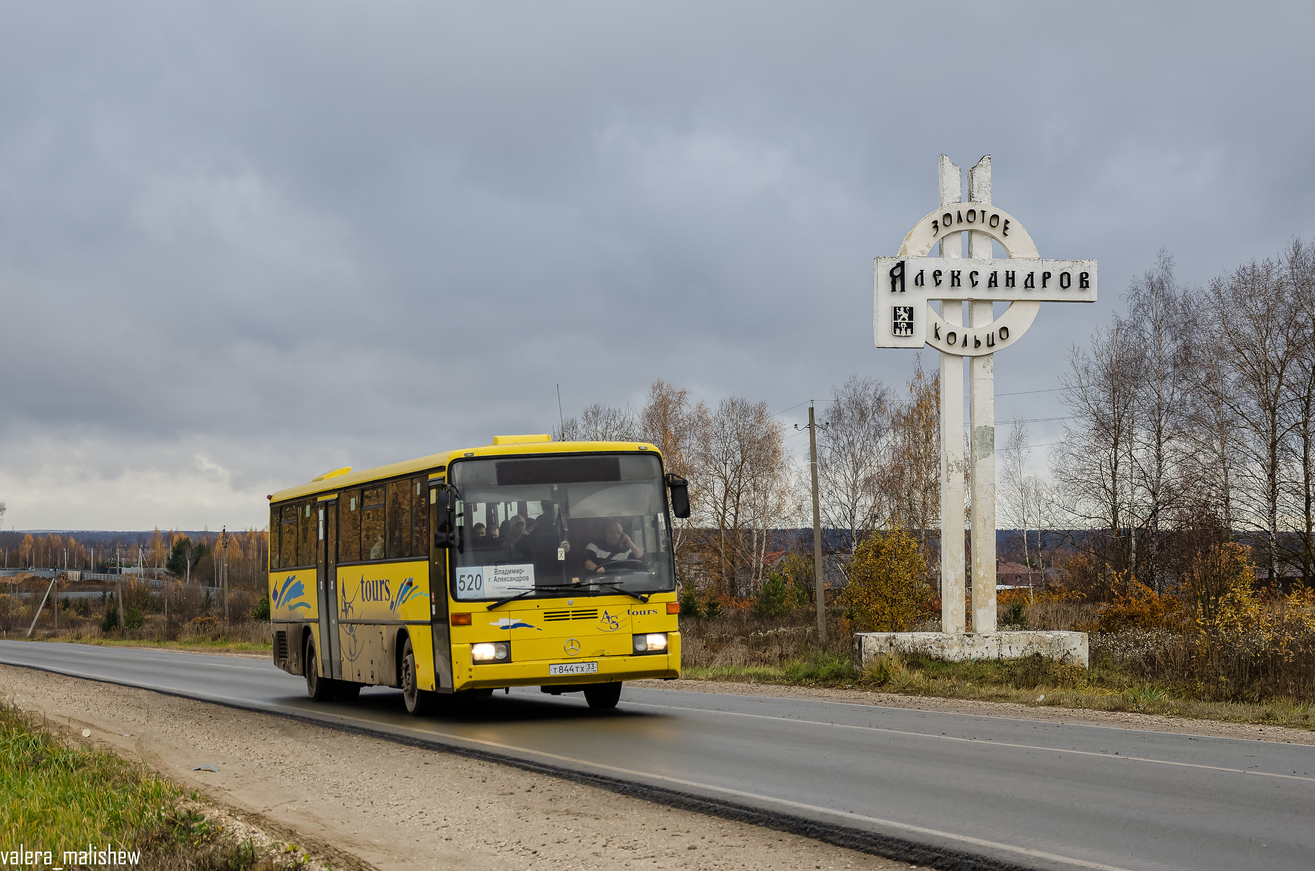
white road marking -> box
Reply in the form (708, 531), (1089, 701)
(628, 700), (1315, 784)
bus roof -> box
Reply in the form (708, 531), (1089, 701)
(269, 438), (663, 503)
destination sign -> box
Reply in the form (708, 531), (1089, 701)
(873, 256), (1097, 350)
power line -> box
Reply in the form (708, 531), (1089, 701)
(996, 387), (1069, 397)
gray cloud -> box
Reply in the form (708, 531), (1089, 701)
(2, 1), (1313, 528)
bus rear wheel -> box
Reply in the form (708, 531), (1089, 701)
(305, 639), (334, 702)
(401, 637), (434, 716)
(583, 682), (622, 710)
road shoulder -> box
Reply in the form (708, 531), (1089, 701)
(631, 678), (1315, 745)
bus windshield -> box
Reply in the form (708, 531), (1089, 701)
(448, 453), (676, 602)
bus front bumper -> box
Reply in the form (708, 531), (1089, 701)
(453, 649), (681, 691)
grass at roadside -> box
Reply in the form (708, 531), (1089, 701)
(683, 651), (1315, 731)
(0, 702), (316, 869)
(27, 619), (273, 655)
(39, 635), (271, 654)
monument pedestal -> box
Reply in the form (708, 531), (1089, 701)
(854, 631), (1088, 668)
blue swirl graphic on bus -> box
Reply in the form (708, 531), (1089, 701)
(273, 575), (311, 612)
(390, 577), (429, 613)
(490, 617), (541, 631)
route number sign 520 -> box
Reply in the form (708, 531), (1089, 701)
(456, 568), (484, 596)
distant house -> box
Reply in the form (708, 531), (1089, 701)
(996, 559), (1043, 590)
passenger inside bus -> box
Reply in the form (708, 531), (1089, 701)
(502, 515), (527, 555)
(583, 521), (645, 574)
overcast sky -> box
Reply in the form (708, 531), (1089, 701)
(2, 2), (1313, 531)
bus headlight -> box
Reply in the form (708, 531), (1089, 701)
(471, 642), (510, 663)
(633, 633), (668, 654)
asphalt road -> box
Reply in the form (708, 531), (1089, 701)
(2, 641), (1312, 871)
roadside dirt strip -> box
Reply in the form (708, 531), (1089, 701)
(1, 664), (914, 871)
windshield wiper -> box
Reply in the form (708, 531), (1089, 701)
(485, 583), (583, 611)
(590, 581), (650, 603)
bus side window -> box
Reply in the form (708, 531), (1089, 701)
(339, 489), (361, 563)
(361, 488), (385, 561)
(411, 477), (428, 557)
(281, 505), (298, 569)
(386, 480), (409, 560)
(298, 501), (315, 567)
(270, 506), (281, 570)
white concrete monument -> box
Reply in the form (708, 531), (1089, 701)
(856, 155), (1091, 666)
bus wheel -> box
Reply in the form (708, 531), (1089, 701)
(401, 637), (434, 716)
(305, 639), (334, 702)
(583, 682), (622, 710)
(335, 682), (361, 703)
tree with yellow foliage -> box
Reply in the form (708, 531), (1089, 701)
(842, 528), (933, 632)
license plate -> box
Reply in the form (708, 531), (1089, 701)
(549, 661), (598, 676)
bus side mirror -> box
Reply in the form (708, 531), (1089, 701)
(665, 474), (691, 519)
(433, 487), (457, 549)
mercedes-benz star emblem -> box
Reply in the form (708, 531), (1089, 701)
(564, 638), (581, 656)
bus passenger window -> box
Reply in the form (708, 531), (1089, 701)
(386, 480), (409, 559)
(280, 505), (297, 569)
(298, 501), (315, 567)
(339, 489), (361, 563)
(411, 477), (428, 557)
(361, 488), (385, 561)
(270, 506), (281, 569)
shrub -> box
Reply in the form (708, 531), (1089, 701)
(754, 573), (791, 618)
(1094, 576), (1184, 633)
(999, 597), (1028, 629)
(250, 594), (270, 623)
(101, 604), (120, 633)
(124, 606), (145, 631)
(1186, 541), (1254, 625)
(842, 528), (933, 632)
(783, 652), (858, 684)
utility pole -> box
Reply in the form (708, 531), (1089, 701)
(808, 402), (826, 644)
(221, 527), (229, 624)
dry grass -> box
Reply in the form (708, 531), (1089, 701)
(0, 701), (314, 869)
(30, 614), (273, 653)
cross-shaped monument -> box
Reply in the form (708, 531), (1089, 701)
(856, 155), (1092, 665)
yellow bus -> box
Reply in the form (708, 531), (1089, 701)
(267, 434), (688, 712)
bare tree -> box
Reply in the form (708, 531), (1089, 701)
(1122, 251), (1193, 589)
(1051, 317), (1141, 573)
(880, 357), (941, 579)
(999, 418), (1043, 579)
(1201, 256), (1303, 583)
(816, 376), (892, 555)
(690, 396), (789, 598)
(1280, 239), (1315, 583)
(637, 380), (708, 586)
(555, 403), (638, 442)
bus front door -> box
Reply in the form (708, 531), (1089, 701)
(429, 481), (453, 691)
(316, 499), (342, 680)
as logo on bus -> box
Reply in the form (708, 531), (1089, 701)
(360, 577), (391, 602)
(598, 610), (621, 632)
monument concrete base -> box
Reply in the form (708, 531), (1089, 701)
(854, 630), (1089, 669)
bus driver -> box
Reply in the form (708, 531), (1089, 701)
(583, 521), (644, 574)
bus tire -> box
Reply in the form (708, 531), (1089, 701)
(334, 682), (361, 703)
(400, 637), (434, 716)
(583, 682), (622, 710)
(305, 639), (334, 702)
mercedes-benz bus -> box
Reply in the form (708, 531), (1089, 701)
(267, 434), (688, 712)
